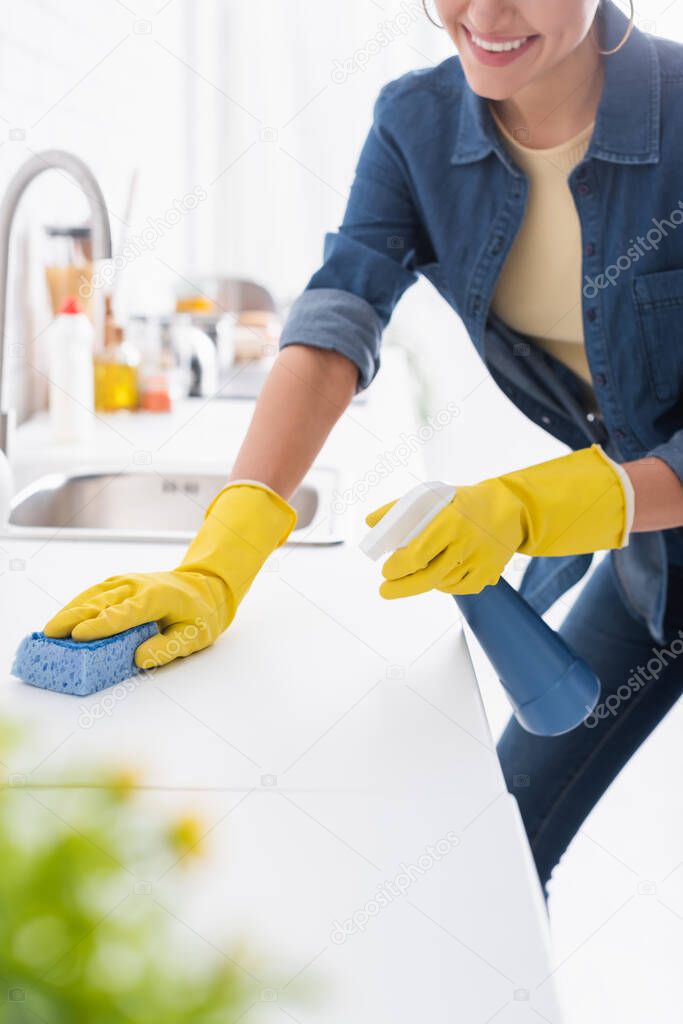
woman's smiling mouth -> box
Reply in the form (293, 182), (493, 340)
(462, 24), (540, 66)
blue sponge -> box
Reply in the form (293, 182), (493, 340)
(11, 622), (159, 697)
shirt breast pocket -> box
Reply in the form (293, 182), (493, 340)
(632, 267), (683, 403)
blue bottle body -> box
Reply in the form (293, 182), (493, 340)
(454, 579), (601, 736)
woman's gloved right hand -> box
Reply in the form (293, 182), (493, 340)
(42, 481), (297, 669)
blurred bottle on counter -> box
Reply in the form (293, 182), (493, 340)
(44, 225), (93, 320)
(127, 316), (193, 412)
(94, 295), (140, 412)
(47, 296), (95, 443)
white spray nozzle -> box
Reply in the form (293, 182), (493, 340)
(360, 481), (456, 561)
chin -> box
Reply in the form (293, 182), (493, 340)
(459, 66), (522, 101)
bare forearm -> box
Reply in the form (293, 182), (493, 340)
(623, 456), (683, 531)
(228, 344), (359, 501)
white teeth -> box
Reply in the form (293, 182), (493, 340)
(471, 32), (529, 52)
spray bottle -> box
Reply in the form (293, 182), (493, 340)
(361, 481), (601, 736)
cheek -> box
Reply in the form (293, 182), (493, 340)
(435, 1), (467, 26)
(521, 0), (598, 40)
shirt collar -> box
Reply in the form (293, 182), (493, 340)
(450, 0), (661, 168)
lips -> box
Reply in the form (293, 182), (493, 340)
(461, 24), (540, 67)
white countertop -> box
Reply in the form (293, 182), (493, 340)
(0, 346), (563, 1022)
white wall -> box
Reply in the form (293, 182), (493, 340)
(190, 0), (452, 300)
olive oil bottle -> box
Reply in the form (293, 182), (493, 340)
(94, 295), (140, 412)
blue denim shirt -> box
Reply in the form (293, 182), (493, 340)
(279, 0), (683, 644)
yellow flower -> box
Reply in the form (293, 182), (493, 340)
(167, 815), (206, 861)
(105, 769), (139, 799)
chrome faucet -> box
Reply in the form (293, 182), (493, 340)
(0, 151), (113, 455)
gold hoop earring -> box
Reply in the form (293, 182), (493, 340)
(596, 0), (635, 55)
(422, 0), (445, 29)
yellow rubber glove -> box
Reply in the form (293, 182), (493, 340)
(43, 482), (297, 668)
(365, 444), (633, 599)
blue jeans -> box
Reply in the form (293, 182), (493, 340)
(497, 553), (683, 901)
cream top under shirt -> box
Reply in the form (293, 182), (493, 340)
(488, 103), (596, 390)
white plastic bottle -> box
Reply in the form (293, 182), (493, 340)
(47, 296), (95, 444)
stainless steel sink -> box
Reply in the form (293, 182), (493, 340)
(6, 466), (344, 545)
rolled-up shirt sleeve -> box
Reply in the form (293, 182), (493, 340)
(647, 429), (683, 483)
(279, 81), (431, 393)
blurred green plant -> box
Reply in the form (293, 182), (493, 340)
(0, 722), (296, 1024)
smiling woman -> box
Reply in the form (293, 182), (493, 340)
(272, 0), (683, 908)
(40, 0), (683, 953)
(433, 0), (632, 143)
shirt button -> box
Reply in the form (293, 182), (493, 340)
(578, 183), (591, 196)
(585, 242), (595, 257)
(541, 415), (551, 425)
(614, 428), (626, 440)
(586, 307), (597, 322)
(595, 372), (606, 386)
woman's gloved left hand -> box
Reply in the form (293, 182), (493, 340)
(365, 444), (634, 599)
(43, 481), (297, 668)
